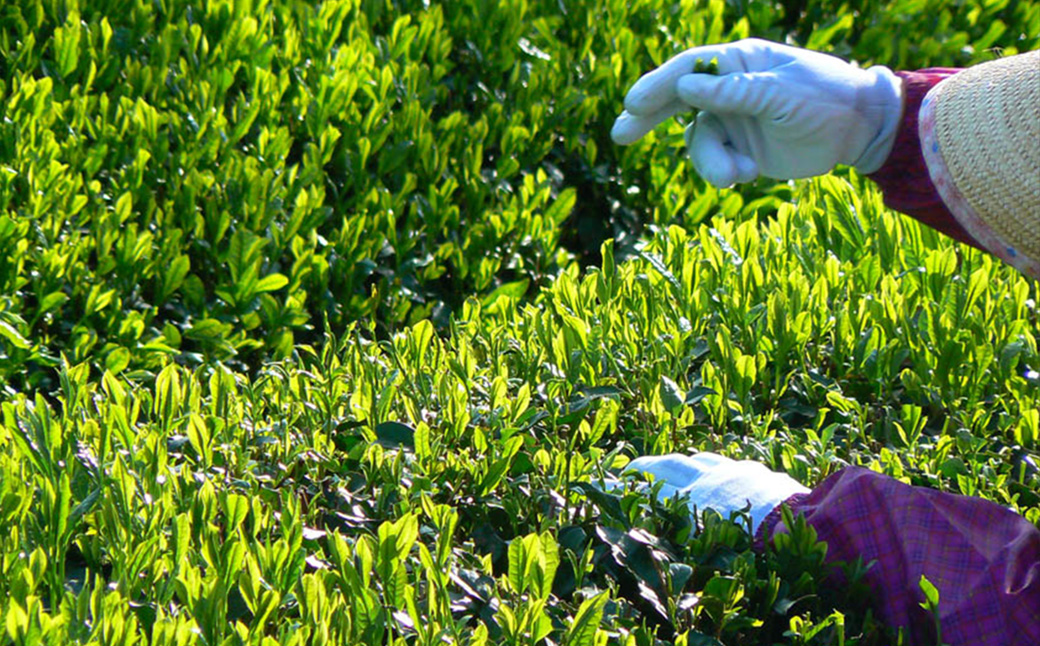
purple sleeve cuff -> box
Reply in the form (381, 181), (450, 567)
(757, 467), (1040, 646)
(866, 69), (984, 251)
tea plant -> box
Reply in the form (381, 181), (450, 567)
(3, 172), (1039, 644)
(1, 0), (1038, 644)
(1, 0), (1036, 389)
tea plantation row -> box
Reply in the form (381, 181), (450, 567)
(0, 0), (1035, 389)
(2, 0), (1038, 645)
(6, 182), (1040, 644)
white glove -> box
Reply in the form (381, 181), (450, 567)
(611, 38), (904, 187)
(626, 452), (809, 533)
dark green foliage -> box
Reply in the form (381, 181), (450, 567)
(3, 200), (1039, 643)
(1, 0), (1036, 389)
(1, 0), (1038, 644)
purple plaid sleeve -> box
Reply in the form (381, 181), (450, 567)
(866, 69), (984, 251)
(759, 467), (1040, 646)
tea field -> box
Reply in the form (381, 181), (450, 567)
(1, 0), (1038, 644)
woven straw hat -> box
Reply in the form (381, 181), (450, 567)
(920, 51), (1040, 277)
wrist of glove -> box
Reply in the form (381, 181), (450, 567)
(612, 38), (905, 187)
(624, 452), (809, 533)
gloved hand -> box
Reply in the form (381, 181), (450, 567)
(611, 38), (904, 187)
(625, 452), (809, 532)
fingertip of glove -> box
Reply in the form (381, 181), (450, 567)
(733, 153), (760, 184)
(697, 162), (738, 189)
(689, 140), (737, 188)
(610, 112), (640, 145)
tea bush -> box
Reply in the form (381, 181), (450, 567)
(1, 0), (1038, 644)
(3, 178), (1039, 644)
(1, 0), (1036, 389)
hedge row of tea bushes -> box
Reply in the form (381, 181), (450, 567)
(2, 0), (1039, 644)
(4, 176), (1039, 644)
(1, 0), (1036, 390)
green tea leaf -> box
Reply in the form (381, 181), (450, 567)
(0, 320), (30, 350)
(565, 591), (608, 646)
(659, 375), (685, 412)
(255, 273), (289, 294)
(918, 575), (940, 608)
(375, 421), (415, 449)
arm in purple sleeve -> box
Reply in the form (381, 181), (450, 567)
(866, 69), (985, 251)
(758, 467), (1040, 646)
